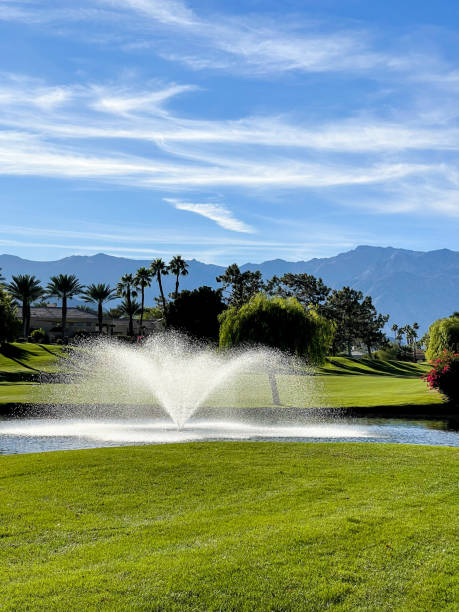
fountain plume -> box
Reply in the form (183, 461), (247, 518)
(43, 332), (315, 428)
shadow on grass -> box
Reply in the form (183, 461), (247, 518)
(1, 343), (32, 361)
(323, 358), (425, 378)
(0, 371), (39, 382)
(38, 344), (66, 359)
(0, 343), (42, 376)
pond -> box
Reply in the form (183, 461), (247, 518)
(0, 414), (458, 454)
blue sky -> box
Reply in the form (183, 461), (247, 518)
(1, 0), (459, 264)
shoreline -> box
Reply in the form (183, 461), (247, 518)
(0, 401), (456, 424)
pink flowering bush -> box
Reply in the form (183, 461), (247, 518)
(423, 350), (459, 405)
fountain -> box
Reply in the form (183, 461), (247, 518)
(2, 332), (458, 453)
(43, 332), (314, 428)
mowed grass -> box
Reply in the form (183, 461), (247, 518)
(0, 343), (68, 406)
(0, 443), (457, 611)
(0, 343), (66, 376)
(0, 344), (445, 408)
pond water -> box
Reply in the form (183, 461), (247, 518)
(0, 415), (458, 454)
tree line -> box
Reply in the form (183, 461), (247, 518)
(0, 256), (189, 342)
(0, 259), (398, 360)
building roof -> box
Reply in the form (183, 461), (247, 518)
(30, 307), (98, 321)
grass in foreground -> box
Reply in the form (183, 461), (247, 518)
(0, 443), (457, 611)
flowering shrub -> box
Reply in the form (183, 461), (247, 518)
(423, 350), (459, 405)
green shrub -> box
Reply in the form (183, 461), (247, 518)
(30, 328), (47, 343)
(374, 342), (413, 361)
(424, 350), (459, 405)
(0, 287), (21, 345)
(425, 316), (459, 361)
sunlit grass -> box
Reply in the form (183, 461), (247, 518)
(0, 344), (444, 409)
(1, 443), (457, 611)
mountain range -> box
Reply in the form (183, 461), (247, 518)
(1, 246), (458, 334)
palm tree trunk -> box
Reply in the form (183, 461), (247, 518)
(26, 301), (31, 338)
(175, 273), (179, 299)
(62, 295), (67, 342)
(157, 273), (167, 326)
(127, 288), (133, 336)
(139, 287), (144, 334)
(22, 301), (27, 339)
(98, 301), (103, 333)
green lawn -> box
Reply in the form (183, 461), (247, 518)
(0, 443), (457, 611)
(0, 344), (445, 409)
(0, 343), (68, 406)
(0, 342), (66, 376)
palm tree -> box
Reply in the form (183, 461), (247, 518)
(119, 297), (141, 325)
(168, 255), (189, 298)
(116, 274), (137, 336)
(80, 283), (117, 333)
(46, 274), (83, 341)
(405, 325), (415, 361)
(391, 323), (398, 343)
(412, 322), (420, 362)
(7, 275), (44, 339)
(150, 258), (169, 324)
(134, 267), (152, 334)
(396, 325), (406, 345)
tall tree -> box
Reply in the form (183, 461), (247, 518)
(219, 294), (334, 404)
(46, 274), (83, 341)
(168, 255), (189, 298)
(411, 322), (420, 361)
(134, 267), (152, 333)
(324, 287), (365, 356)
(425, 316), (459, 361)
(266, 273), (330, 311)
(6, 275), (44, 339)
(150, 259), (169, 324)
(118, 297), (141, 327)
(358, 296), (389, 358)
(168, 286), (226, 341)
(216, 264), (264, 308)
(0, 287), (21, 346)
(80, 283), (117, 333)
(116, 274), (137, 336)
(397, 325), (407, 345)
(324, 288), (387, 357)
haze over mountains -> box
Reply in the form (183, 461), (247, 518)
(1, 246), (458, 334)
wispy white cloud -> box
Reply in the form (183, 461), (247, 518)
(0, 74), (459, 216)
(98, 0), (390, 76)
(0, 127), (436, 189)
(103, 0), (195, 27)
(165, 198), (254, 233)
(90, 83), (197, 114)
(3, 74), (459, 156)
(0, 1), (409, 77)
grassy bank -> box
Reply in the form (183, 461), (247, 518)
(0, 343), (445, 409)
(1, 443), (457, 610)
(0, 342), (65, 375)
(0, 343), (67, 405)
